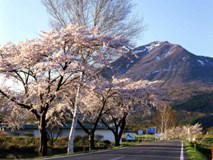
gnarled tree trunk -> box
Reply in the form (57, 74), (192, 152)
(38, 113), (48, 156)
(89, 133), (95, 151)
(102, 112), (128, 147)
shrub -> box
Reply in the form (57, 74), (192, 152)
(0, 131), (10, 137)
(75, 135), (89, 147)
(53, 137), (68, 148)
(103, 140), (112, 148)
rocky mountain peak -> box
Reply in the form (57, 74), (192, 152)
(102, 41), (213, 130)
(102, 41), (213, 89)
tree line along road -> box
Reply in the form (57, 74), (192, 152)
(41, 139), (186, 160)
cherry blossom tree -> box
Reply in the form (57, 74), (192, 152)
(75, 78), (118, 150)
(101, 95), (132, 147)
(75, 77), (160, 148)
(0, 97), (5, 124)
(159, 123), (202, 141)
(0, 96), (12, 124)
(0, 24), (130, 156)
(182, 123), (203, 142)
(42, 0), (144, 152)
(101, 78), (159, 146)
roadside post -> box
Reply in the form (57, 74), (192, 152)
(194, 141), (196, 152)
(212, 144), (213, 160)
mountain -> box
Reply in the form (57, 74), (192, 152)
(102, 41), (213, 129)
(175, 94), (213, 129)
(126, 41), (213, 85)
(102, 41), (213, 101)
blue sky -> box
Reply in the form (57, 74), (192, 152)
(0, 0), (213, 57)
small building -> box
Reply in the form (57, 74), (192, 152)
(2, 124), (115, 142)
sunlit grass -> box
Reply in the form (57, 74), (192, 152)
(184, 142), (208, 160)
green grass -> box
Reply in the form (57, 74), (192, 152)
(198, 135), (213, 148)
(119, 141), (142, 147)
(0, 136), (153, 159)
(184, 142), (209, 160)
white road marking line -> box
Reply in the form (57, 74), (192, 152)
(180, 141), (184, 160)
(109, 156), (125, 160)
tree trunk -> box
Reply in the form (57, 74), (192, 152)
(39, 114), (48, 156)
(102, 113), (127, 147)
(77, 103), (105, 151)
(117, 113), (127, 146)
(67, 107), (78, 154)
(89, 133), (95, 150)
(114, 134), (120, 147)
(67, 72), (82, 154)
(77, 87), (109, 151)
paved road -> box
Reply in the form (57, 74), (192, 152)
(43, 139), (186, 160)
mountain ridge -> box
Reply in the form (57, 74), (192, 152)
(102, 41), (213, 129)
(102, 41), (213, 101)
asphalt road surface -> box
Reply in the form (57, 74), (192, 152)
(43, 139), (186, 160)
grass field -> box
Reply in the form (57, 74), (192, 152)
(184, 141), (211, 160)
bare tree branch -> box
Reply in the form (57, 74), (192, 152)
(42, 0), (145, 40)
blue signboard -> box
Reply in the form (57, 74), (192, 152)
(125, 133), (135, 140)
(138, 129), (143, 136)
(155, 133), (160, 139)
(147, 128), (156, 134)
